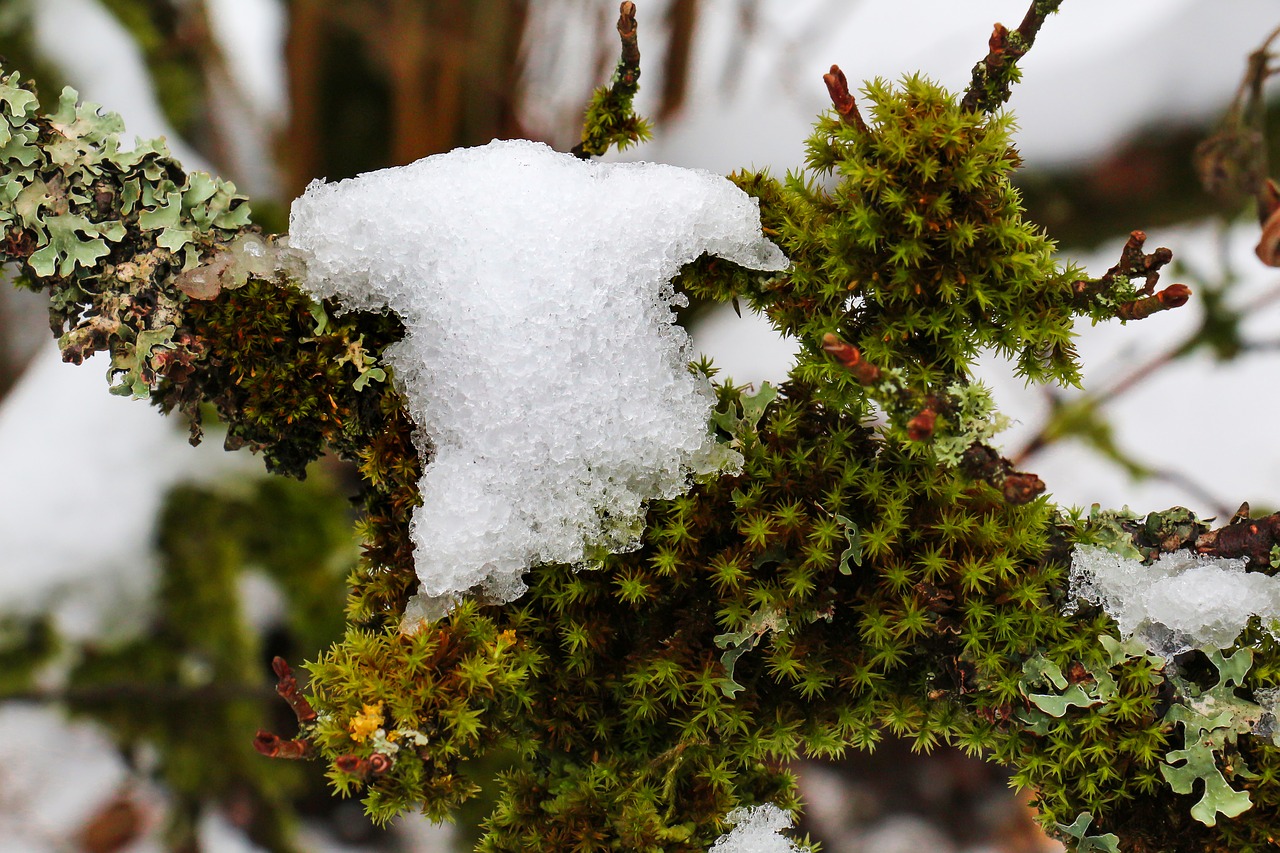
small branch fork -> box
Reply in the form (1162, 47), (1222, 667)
(1068, 230), (1190, 321)
(960, 0), (1065, 114)
(254, 657), (396, 780)
(1196, 504), (1280, 566)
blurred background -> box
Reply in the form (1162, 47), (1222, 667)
(3, 0), (1280, 850)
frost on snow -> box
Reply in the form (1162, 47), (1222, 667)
(1069, 545), (1280, 655)
(710, 805), (802, 853)
(288, 139), (786, 611)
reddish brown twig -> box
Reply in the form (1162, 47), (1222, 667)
(1075, 231), (1172, 298)
(616, 1), (640, 66)
(1196, 511), (1280, 565)
(961, 0), (1065, 113)
(272, 656), (317, 724)
(253, 731), (313, 759)
(1115, 283), (1192, 321)
(821, 333), (881, 383)
(254, 657), (319, 762)
(1069, 230), (1190, 322)
(822, 65), (869, 134)
(572, 2), (645, 159)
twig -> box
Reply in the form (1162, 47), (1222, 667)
(1060, 230), (1192, 358)
(271, 655), (317, 724)
(1150, 468), (1234, 522)
(572, 2), (649, 158)
(1196, 509), (1280, 563)
(822, 65), (869, 133)
(254, 657), (318, 761)
(960, 0), (1065, 113)
(1012, 277), (1280, 469)
(1195, 23), (1280, 210)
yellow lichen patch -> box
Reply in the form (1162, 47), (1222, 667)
(348, 701), (385, 743)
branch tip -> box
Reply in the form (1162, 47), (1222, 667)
(821, 332), (881, 383)
(618, 2), (639, 64)
(271, 656), (317, 724)
(961, 0), (1064, 113)
(571, 1), (648, 158)
(823, 65), (869, 133)
(253, 730), (312, 760)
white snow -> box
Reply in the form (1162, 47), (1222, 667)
(0, 341), (258, 642)
(710, 804), (801, 853)
(1069, 545), (1280, 655)
(205, 0), (288, 120)
(288, 139), (785, 608)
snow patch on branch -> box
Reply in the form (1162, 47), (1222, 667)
(710, 805), (802, 852)
(288, 140), (786, 611)
(1069, 545), (1280, 655)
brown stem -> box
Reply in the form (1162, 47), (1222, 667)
(1068, 230), (1190, 325)
(1115, 283), (1192, 321)
(822, 65), (869, 133)
(253, 731), (313, 759)
(571, 2), (645, 159)
(1196, 511), (1280, 564)
(271, 656), (317, 724)
(960, 0), (1064, 113)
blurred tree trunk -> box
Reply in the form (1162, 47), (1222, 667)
(282, 0), (528, 197)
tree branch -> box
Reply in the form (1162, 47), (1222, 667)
(961, 0), (1065, 113)
(571, 2), (651, 158)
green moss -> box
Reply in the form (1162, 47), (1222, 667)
(6, 54), (1280, 853)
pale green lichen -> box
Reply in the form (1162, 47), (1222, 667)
(1055, 813), (1120, 853)
(0, 70), (254, 397)
(1018, 635), (1164, 731)
(932, 381), (1012, 467)
(1162, 647), (1262, 826)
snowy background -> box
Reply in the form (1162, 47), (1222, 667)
(4, 0), (1280, 850)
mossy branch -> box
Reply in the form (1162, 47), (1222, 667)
(961, 0), (1065, 114)
(571, 2), (653, 158)
(8, 13), (1280, 852)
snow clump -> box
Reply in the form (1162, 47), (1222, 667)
(1069, 545), (1280, 656)
(288, 139), (786, 611)
(710, 805), (802, 853)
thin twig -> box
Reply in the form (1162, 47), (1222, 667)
(1012, 281), (1280, 466)
(960, 0), (1065, 113)
(571, 2), (645, 159)
(1149, 467), (1235, 521)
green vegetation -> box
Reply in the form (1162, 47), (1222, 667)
(2, 8), (1280, 850)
